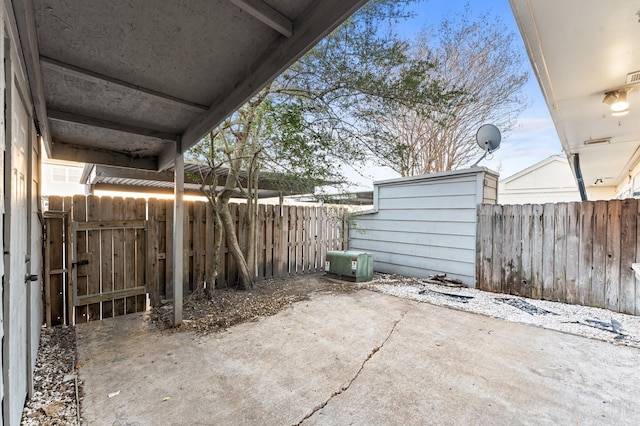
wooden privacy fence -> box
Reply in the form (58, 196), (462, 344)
(477, 199), (640, 315)
(146, 199), (347, 305)
(44, 195), (347, 325)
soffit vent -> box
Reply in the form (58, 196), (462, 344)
(584, 137), (611, 146)
(627, 70), (640, 85)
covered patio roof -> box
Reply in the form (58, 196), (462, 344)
(11, 0), (367, 326)
(509, 0), (640, 197)
(13, 0), (367, 171)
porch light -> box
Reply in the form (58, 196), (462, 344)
(603, 88), (631, 114)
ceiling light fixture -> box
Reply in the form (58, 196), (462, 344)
(611, 89), (629, 111)
(603, 87), (632, 115)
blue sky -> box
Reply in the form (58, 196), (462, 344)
(344, 0), (564, 189)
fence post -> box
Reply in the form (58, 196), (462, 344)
(147, 198), (159, 307)
(280, 205), (289, 276)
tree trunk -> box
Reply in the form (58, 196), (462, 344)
(245, 198), (256, 278)
(219, 197), (254, 290)
(209, 204), (224, 291)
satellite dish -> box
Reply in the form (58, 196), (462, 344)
(472, 124), (501, 166)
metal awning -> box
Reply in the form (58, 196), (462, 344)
(12, 0), (367, 171)
(80, 163), (315, 198)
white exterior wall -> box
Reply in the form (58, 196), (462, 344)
(500, 155), (624, 203)
(0, 4), (5, 420)
(586, 185), (617, 201)
(349, 168), (496, 287)
(2, 3), (42, 424)
(41, 158), (85, 197)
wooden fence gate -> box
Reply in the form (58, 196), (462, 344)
(44, 195), (148, 325)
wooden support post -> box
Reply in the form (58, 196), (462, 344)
(173, 143), (184, 326)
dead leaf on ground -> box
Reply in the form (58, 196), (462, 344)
(42, 401), (64, 417)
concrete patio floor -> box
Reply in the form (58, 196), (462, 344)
(76, 290), (640, 425)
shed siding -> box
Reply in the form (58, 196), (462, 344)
(350, 169), (496, 286)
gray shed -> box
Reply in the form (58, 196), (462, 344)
(349, 167), (498, 286)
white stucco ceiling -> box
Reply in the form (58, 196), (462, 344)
(509, 0), (640, 191)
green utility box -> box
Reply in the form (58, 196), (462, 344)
(325, 250), (374, 282)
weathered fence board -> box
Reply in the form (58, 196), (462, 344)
(477, 199), (639, 315)
(636, 200), (640, 316)
(592, 201), (608, 308)
(531, 204), (544, 299)
(541, 203), (555, 301)
(565, 202), (580, 305)
(620, 199), (637, 314)
(100, 196), (114, 319)
(577, 201), (593, 306)
(114, 197), (127, 316)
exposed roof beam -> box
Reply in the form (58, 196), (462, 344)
(160, 0), (367, 170)
(229, 0), (293, 38)
(48, 109), (178, 141)
(11, 0), (52, 156)
(40, 56), (209, 112)
(51, 142), (158, 170)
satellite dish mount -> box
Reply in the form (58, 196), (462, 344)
(472, 124), (501, 167)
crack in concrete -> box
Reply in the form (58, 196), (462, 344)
(293, 309), (409, 426)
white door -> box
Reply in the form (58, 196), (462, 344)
(3, 74), (29, 425)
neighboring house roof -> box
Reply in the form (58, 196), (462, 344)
(499, 155), (581, 204)
(500, 155), (571, 185)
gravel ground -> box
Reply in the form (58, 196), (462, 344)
(21, 325), (79, 425)
(20, 272), (640, 425)
(369, 273), (640, 348)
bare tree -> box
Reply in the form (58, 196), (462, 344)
(369, 8), (530, 176)
(187, 0), (454, 291)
